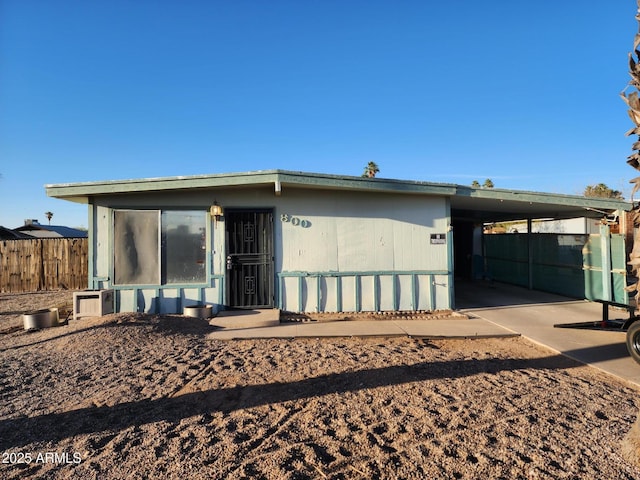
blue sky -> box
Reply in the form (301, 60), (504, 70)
(0, 1), (637, 229)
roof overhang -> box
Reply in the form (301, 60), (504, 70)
(449, 185), (629, 223)
(46, 169), (630, 222)
(46, 170), (458, 202)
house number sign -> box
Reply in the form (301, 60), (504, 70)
(430, 233), (446, 244)
(280, 213), (311, 228)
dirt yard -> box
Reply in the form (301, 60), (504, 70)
(2, 291), (640, 479)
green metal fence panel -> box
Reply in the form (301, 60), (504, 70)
(531, 235), (586, 298)
(484, 233), (627, 302)
(486, 258), (529, 287)
(611, 234), (627, 270)
(484, 234), (528, 262)
(613, 273), (628, 303)
(531, 234), (585, 267)
(532, 264), (585, 298)
(583, 235), (601, 269)
(609, 234), (627, 304)
(583, 235), (603, 301)
(484, 234), (528, 286)
(581, 234), (627, 303)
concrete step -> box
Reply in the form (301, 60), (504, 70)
(210, 309), (281, 329)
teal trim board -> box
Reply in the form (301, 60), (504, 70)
(277, 270), (450, 313)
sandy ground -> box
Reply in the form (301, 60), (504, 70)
(2, 291), (640, 479)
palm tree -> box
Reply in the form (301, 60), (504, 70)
(583, 183), (623, 199)
(362, 162), (380, 178)
(622, 1), (640, 299)
(471, 179), (494, 188)
(44, 211), (53, 225)
(620, 2), (640, 460)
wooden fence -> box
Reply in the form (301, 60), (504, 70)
(0, 238), (88, 293)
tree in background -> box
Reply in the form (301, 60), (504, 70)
(471, 179), (494, 188)
(583, 183), (623, 199)
(362, 162), (380, 178)
(44, 211), (53, 225)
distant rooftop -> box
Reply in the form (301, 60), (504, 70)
(14, 221), (87, 238)
(0, 226), (32, 240)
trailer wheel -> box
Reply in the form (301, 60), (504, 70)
(626, 321), (640, 365)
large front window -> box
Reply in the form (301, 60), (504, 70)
(113, 209), (207, 285)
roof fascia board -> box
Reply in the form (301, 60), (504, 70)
(276, 171), (457, 195)
(458, 186), (629, 211)
(46, 169), (458, 201)
(45, 169), (630, 212)
(46, 171), (281, 201)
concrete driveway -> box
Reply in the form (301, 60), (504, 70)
(456, 281), (640, 387)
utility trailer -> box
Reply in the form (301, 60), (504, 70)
(596, 299), (640, 364)
(556, 299), (640, 364)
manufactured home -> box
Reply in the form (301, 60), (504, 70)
(46, 170), (630, 314)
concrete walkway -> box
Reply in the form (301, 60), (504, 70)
(207, 313), (516, 341)
(456, 281), (640, 387)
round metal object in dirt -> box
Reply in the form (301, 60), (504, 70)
(23, 308), (60, 331)
(183, 305), (213, 319)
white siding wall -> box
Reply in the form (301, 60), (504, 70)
(274, 189), (450, 311)
(275, 189), (448, 270)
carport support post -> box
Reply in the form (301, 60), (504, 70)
(600, 223), (612, 301)
(447, 222), (455, 309)
(527, 218), (533, 289)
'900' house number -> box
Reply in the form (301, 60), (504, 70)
(280, 213), (311, 228)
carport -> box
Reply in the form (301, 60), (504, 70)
(448, 186), (630, 306)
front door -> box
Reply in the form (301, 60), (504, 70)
(225, 209), (274, 308)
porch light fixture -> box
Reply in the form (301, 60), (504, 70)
(210, 202), (224, 219)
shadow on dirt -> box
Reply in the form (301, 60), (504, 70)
(0, 352), (581, 450)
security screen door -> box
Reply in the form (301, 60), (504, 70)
(225, 210), (274, 308)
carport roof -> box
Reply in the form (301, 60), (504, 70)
(449, 187), (628, 222)
(46, 169), (630, 222)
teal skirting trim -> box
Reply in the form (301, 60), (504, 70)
(109, 274), (225, 314)
(411, 274), (417, 311)
(277, 270), (450, 313)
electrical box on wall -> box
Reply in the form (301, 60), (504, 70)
(73, 289), (114, 320)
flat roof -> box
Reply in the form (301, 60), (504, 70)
(46, 169), (630, 222)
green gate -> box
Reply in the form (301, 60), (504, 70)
(483, 228), (627, 303)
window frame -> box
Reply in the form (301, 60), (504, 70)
(112, 208), (210, 287)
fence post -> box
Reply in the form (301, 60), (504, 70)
(38, 239), (45, 291)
